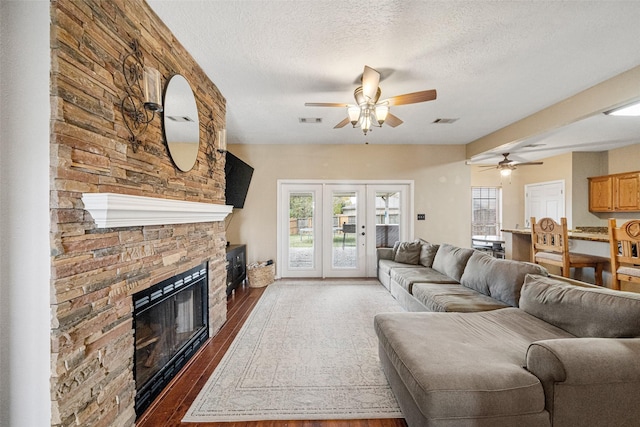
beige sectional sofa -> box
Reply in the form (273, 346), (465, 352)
(375, 241), (640, 426)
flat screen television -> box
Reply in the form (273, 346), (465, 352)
(225, 152), (254, 209)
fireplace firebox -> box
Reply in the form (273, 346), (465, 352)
(133, 262), (209, 416)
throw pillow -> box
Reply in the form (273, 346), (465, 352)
(393, 240), (422, 265)
(419, 241), (440, 267)
(391, 241), (401, 259)
(460, 251), (548, 307)
(432, 244), (474, 282)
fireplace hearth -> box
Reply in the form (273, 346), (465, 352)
(133, 263), (209, 416)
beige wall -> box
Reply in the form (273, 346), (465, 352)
(225, 144), (471, 264)
(608, 143), (640, 174)
(572, 151), (608, 227)
(471, 143), (640, 230)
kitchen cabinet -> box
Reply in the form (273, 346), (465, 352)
(615, 172), (640, 211)
(588, 175), (613, 212)
(588, 171), (640, 212)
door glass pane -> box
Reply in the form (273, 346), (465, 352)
(375, 191), (400, 248)
(288, 192), (314, 269)
(332, 191), (357, 269)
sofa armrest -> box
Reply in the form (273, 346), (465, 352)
(526, 338), (640, 424)
(527, 337), (640, 383)
(377, 247), (394, 261)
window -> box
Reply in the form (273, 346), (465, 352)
(471, 187), (502, 237)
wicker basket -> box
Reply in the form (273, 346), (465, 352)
(247, 262), (275, 288)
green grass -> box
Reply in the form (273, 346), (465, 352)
(289, 234), (356, 248)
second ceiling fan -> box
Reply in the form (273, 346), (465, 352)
(305, 65), (437, 135)
(480, 153), (544, 176)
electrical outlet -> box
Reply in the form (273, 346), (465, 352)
(417, 214), (426, 220)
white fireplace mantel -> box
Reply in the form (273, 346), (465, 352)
(82, 193), (233, 228)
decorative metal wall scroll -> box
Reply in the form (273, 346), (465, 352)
(205, 114), (226, 177)
(120, 39), (162, 153)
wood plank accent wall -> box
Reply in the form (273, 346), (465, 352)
(50, 1), (227, 425)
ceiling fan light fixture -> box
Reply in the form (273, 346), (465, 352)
(500, 168), (512, 177)
(375, 105), (389, 125)
(305, 65), (436, 135)
(361, 110), (373, 135)
(347, 106), (361, 126)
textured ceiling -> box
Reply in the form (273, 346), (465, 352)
(147, 0), (640, 161)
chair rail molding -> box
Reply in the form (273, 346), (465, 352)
(82, 193), (233, 228)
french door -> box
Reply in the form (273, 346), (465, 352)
(323, 184), (367, 277)
(278, 181), (411, 278)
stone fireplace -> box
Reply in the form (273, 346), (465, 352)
(49, 1), (229, 426)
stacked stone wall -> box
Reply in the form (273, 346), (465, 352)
(50, 1), (227, 425)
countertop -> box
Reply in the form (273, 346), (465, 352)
(501, 228), (609, 243)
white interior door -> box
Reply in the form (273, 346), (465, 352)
(525, 180), (565, 228)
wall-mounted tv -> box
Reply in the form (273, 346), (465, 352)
(225, 152), (254, 209)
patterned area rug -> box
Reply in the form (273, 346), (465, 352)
(182, 279), (405, 422)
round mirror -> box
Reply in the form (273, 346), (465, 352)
(163, 74), (200, 172)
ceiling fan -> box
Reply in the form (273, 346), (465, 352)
(480, 153), (544, 176)
(305, 65), (437, 135)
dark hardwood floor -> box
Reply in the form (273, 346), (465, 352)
(136, 282), (408, 427)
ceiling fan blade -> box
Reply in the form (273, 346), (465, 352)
(516, 161), (544, 166)
(305, 102), (349, 107)
(384, 89), (437, 106)
(334, 117), (351, 128)
(384, 113), (404, 127)
(361, 66), (381, 102)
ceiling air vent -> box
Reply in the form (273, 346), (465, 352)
(432, 118), (459, 124)
(299, 117), (323, 124)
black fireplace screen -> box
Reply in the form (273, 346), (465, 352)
(133, 262), (209, 416)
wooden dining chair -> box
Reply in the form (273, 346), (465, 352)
(608, 218), (640, 290)
(530, 217), (608, 286)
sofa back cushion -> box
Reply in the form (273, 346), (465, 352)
(432, 244), (474, 282)
(520, 274), (640, 337)
(460, 251), (549, 307)
(419, 240), (440, 267)
(393, 240), (422, 264)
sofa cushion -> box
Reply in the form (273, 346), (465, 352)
(412, 282), (509, 312)
(377, 258), (423, 276)
(390, 267), (458, 294)
(460, 251), (549, 307)
(418, 241), (439, 267)
(520, 274), (640, 338)
(374, 309), (573, 420)
(393, 240), (422, 264)
(431, 243), (474, 282)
